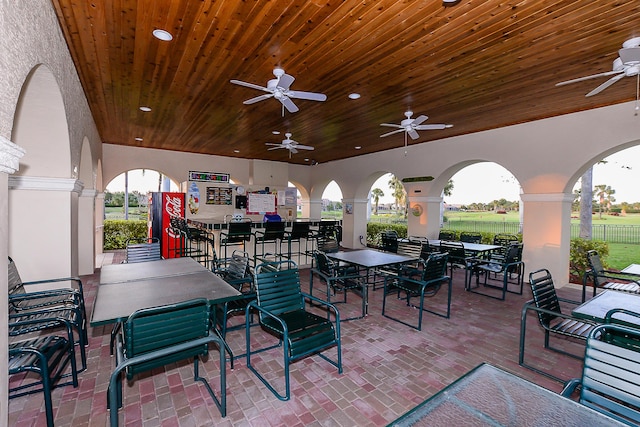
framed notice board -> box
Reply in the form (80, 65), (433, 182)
(247, 192), (277, 214)
(206, 187), (233, 205)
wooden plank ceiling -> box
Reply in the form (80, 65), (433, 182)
(50, 0), (640, 165)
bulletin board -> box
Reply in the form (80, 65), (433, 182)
(206, 187), (233, 205)
(247, 192), (277, 215)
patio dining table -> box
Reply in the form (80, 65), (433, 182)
(388, 363), (626, 426)
(327, 249), (418, 315)
(572, 290), (640, 327)
(429, 239), (503, 256)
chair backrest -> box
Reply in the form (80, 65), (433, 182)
(381, 230), (399, 253)
(438, 230), (456, 241)
(421, 252), (449, 282)
(439, 241), (466, 261)
(459, 232), (482, 244)
(254, 261), (304, 318)
(317, 234), (340, 253)
(7, 257), (25, 296)
(493, 233), (519, 247)
(289, 222), (311, 239)
(125, 238), (161, 263)
(226, 220), (253, 242)
(586, 250), (606, 285)
(504, 242), (524, 264)
(313, 251), (335, 277)
(396, 240), (423, 259)
(223, 250), (251, 288)
(528, 269), (562, 328)
(123, 298), (211, 379)
(261, 221), (286, 240)
(579, 324), (640, 425)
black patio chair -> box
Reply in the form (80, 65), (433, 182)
(561, 324), (640, 425)
(310, 251), (366, 320)
(253, 221), (286, 264)
(582, 249), (640, 302)
(9, 317), (79, 427)
(466, 242), (524, 300)
(381, 230), (399, 252)
(439, 240), (473, 283)
(247, 260), (342, 401)
(459, 231), (482, 244)
(108, 299), (226, 426)
(8, 257), (88, 372)
(382, 252), (451, 330)
(519, 268), (597, 381)
(438, 230), (456, 241)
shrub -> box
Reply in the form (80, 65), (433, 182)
(104, 220), (148, 250)
(569, 238), (609, 281)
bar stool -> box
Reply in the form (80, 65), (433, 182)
(253, 221), (286, 265)
(284, 222), (313, 264)
(220, 219), (253, 261)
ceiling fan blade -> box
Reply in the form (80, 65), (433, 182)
(289, 147), (298, 154)
(243, 94), (274, 105)
(586, 73), (626, 97)
(294, 144), (314, 150)
(230, 79), (270, 92)
(278, 73), (295, 90)
(281, 96), (299, 113)
(555, 70), (623, 87)
(288, 90), (327, 101)
(265, 143), (281, 146)
(412, 115), (429, 126)
(380, 123), (402, 128)
(408, 129), (420, 140)
(267, 146), (283, 151)
(415, 124), (449, 130)
(380, 129), (405, 138)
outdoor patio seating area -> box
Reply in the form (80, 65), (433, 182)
(9, 251), (588, 426)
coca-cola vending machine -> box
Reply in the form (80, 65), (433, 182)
(148, 192), (185, 259)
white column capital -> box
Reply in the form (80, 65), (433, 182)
(9, 176), (85, 194)
(0, 135), (26, 174)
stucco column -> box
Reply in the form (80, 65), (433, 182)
(305, 199), (322, 220)
(423, 196), (444, 239)
(0, 135), (26, 422)
(406, 195), (443, 239)
(78, 189), (96, 275)
(8, 176), (84, 279)
(95, 192), (105, 257)
(340, 198), (368, 249)
(520, 192), (573, 285)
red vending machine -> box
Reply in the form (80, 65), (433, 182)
(148, 192), (185, 259)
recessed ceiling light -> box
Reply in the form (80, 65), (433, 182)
(134, 137), (143, 141)
(139, 106), (151, 112)
(304, 158), (310, 162)
(348, 93), (361, 100)
(272, 131), (280, 135)
(152, 29), (173, 41)
(355, 146), (362, 150)
(233, 150), (240, 153)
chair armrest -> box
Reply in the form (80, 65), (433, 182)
(560, 378), (581, 397)
(247, 301), (290, 334)
(22, 276), (82, 286)
(605, 308), (640, 324)
(521, 299), (597, 325)
(301, 292), (341, 321)
(10, 288), (80, 301)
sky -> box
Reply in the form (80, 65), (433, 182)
(107, 145), (640, 205)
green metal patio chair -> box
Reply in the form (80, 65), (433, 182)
(519, 268), (596, 381)
(561, 324), (640, 425)
(109, 299), (226, 426)
(382, 252), (451, 330)
(247, 260), (342, 401)
(582, 250), (640, 302)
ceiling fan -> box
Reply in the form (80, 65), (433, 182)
(230, 68), (327, 116)
(266, 132), (314, 158)
(555, 37), (640, 97)
(380, 111), (453, 148)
